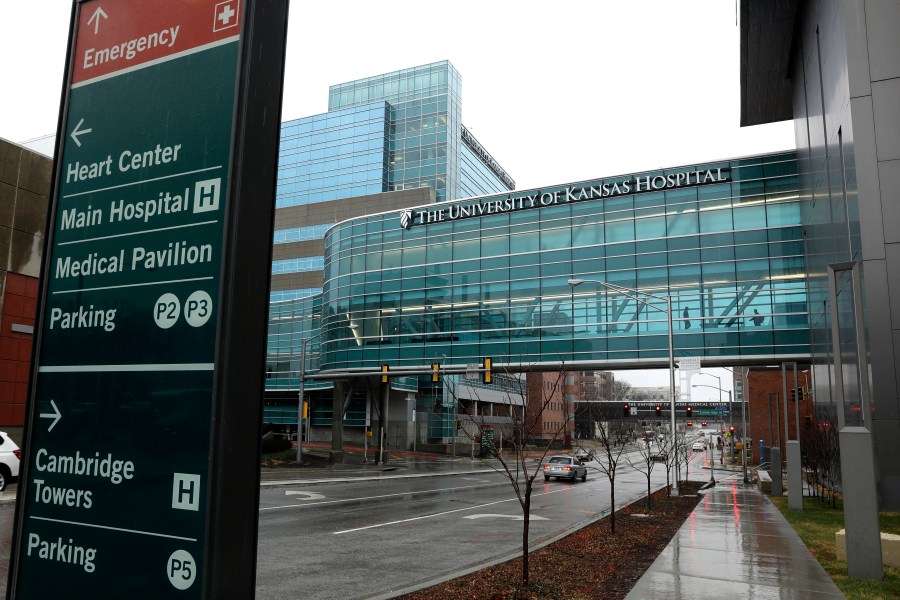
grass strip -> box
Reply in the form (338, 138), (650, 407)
(769, 496), (900, 599)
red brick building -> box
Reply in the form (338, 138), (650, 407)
(742, 366), (813, 464)
(0, 139), (51, 438)
(525, 372), (575, 443)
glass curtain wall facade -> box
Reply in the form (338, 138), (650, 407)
(265, 61), (516, 424)
(327, 60), (513, 202)
(319, 152), (807, 372)
(277, 102), (390, 208)
(739, 0), (900, 506)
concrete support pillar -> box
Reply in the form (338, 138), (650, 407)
(840, 427), (883, 580)
(770, 447), (782, 496)
(787, 440), (802, 510)
(330, 381), (344, 463)
(378, 381), (390, 464)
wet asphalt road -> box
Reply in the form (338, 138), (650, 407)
(0, 452), (737, 597)
(254, 452), (706, 600)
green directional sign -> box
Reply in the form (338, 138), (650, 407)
(9, 0), (288, 597)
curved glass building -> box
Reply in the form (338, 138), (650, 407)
(318, 152), (805, 374)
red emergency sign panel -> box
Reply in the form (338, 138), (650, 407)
(72, 0), (241, 85)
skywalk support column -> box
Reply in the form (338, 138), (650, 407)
(828, 262), (882, 579)
(331, 380), (345, 463)
(783, 362), (802, 510)
(382, 378), (391, 463)
(8, 1), (289, 596)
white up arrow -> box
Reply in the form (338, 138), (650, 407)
(70, 118), (92, 148)
(39, 399), (61, 432)
(87, 6), (108, 34)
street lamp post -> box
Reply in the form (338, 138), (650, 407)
(692, 383), (744, 484)
(569, 277), (679, 497)
(296, 330), (326, 463)
(692, 383), (725, 485)
(297, 337), (310, 463)
(695, 372), (727, 459)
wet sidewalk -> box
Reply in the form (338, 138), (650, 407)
(626, 483), (845, 599)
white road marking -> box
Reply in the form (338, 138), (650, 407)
(284, 491), (325, 500)
(463, 513), (548, 521)
(333, 486), (574, 535)
(261, 482), (508, 512)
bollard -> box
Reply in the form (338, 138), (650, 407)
(770, 447), (782, 495)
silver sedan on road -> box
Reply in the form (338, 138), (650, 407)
(543, 455), (587, 482)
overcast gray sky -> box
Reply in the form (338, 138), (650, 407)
(0, 1), (791, 393)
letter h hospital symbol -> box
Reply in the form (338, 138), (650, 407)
(172, 473), (201, 511)
(193, 178), (221, 214)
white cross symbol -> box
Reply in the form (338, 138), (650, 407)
(218, 4), (235, 26)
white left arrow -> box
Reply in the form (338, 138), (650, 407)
(39, 399), (61, 432)
(70, 118), (92, 148)
(87, 6), (108, 34)
(463, 513), (548, 521)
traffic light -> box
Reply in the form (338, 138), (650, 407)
(686, 406), (693, 418)
(431, 362), (440, 382)
(729, 425), (735, 433)
(623, 403), (630, 415)
(655, 405), (662, 416)
(381, 364), (389, 383)
(483, 357), (492, 384)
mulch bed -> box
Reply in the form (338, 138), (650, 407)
(398, 481), (704, 600)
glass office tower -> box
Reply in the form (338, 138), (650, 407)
(276, 61), (514, 209)
(265, 62), (515, 416)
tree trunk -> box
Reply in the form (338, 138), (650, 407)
(666, 467), (671, 497)
(646, 474), (652, 511)
(609, 481), (616, 534)
(522, 482), (531, 587)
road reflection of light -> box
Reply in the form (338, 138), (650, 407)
(689, 508), (696, 543)
(732, 484), (741, 532)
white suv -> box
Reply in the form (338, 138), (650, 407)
(0, 432), (20, 491)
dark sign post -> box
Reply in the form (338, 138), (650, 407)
(8, 0), (288, 596)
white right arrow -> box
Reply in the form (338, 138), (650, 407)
(87, 6), (108, 34)
(463, 513), (549, 521)
(70, 118), (92, 148)
(39, 399), (61, 432)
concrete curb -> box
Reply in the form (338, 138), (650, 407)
(362, 482), (669, 600)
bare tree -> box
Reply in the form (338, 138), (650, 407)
(446, 367), (575, 588)
(820, 416), (841, 508)
(657, 430), (676, 496)
(629, 435), (659, 511)
(610, 380), (634, 403)
(574, 407), (627, 533)
(674, 428), (700, 486)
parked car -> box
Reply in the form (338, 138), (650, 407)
(692, 441), (706, 452)
(543, 455), (587, 482)
(650, 449), (667, 462)
(0, 432), (20, 491)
